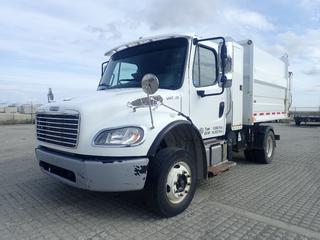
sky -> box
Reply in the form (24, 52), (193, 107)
(0, 0), (319, 107)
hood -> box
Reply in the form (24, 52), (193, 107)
(36, 88), (183, 155)
(39, 88), (181, 115)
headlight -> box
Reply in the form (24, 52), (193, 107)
(93, 127), (144, 146)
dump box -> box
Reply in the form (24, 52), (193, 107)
(239, 40), (291, 124)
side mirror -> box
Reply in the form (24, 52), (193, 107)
(221, 44), (227, 60)
(224, 56), (232, 73)
(101, 61), (109, 77)
(220, 43), (232, 88)
(141, 74), (159, 95)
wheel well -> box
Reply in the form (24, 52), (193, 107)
(148, 121), (207, 180)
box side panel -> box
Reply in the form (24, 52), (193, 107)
(252, 46), (289, 122)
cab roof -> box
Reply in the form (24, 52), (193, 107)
(104, 33), (196, 57)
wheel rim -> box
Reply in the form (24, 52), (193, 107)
(266, 135), (274, 158)
(166, 161), (192, 204)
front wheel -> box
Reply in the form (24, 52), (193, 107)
(145, 147), (197, 217)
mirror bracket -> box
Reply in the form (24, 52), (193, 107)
(193, 36), (228, 95)
(224, 79), (232, 88)
(141, 74), (159, 129)
(197, 90), (205, 98)
(101, 61), (109, 78)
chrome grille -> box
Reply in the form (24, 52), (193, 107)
(36, 113), (80, 148)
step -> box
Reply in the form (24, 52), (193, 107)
(208, 161), (236, 177)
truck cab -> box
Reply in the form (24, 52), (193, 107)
(35, 34), (290, 217)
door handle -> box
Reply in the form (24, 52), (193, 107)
(219, 102), (225, 117)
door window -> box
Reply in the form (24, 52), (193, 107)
(109, 62), (138, 87)
(193, 46), (218, 87)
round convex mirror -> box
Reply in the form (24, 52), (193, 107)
(141, 74), (159, 95)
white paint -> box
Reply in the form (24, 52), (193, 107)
(36, 34), (291, 158)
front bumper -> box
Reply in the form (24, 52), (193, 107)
(35, 147), (149, 192)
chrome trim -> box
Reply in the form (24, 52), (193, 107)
(37, 120), (78, 126)
(91, 126), (146, 148)
(37, 132), (77, 141)
(36, 124), (78, 131)
(36, 110), (80, 148)
(37, 128), (78, 136)
(37, 137), (76, 147)
(37, 116), (79, 121)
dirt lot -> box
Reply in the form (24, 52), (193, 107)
(0, 123), (319, 240)
(0, 113), (34, 125)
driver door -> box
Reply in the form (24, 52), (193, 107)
(189, 43), (226, 139)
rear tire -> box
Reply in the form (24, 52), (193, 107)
(244, 150), (255, 161)
(255, 130), (275, 164)
(145, 147), (197, 217)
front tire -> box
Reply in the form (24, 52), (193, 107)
(145, 147), (197, 217)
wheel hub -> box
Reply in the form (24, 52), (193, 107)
(166, 161), (191, 204)
(176, 174), (187, 192)
(266, 135), (273, 158)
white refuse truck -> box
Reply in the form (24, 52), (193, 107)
(35, 34), (291, 217)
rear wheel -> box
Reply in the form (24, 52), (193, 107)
(244, 150), (255, 161)
(255, 130), (275, 164)
(145, 147), (197, 217)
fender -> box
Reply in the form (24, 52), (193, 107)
(147, 120), (207, 179)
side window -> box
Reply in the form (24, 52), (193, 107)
(110, 62), (138, 87)
(119, 63), (138, 80)
(193, 46), (218, 87)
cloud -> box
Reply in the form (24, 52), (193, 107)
(278, 29), (320, 80)
(297, 0), (320, 11)
(302, 85), (320, 93)
(278, 29), (320, 59)
(0, 1), (134, 103)
(0, 0), (318, 107)
(142, 0), (223, 30)
(85, 23), (122, 40)
(264, 26), (320, 107)
(138, 0), (274, 34)
(223, 9), (274, 31)
(0, 67), (97, 104)
(303, 67), (320, 76)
